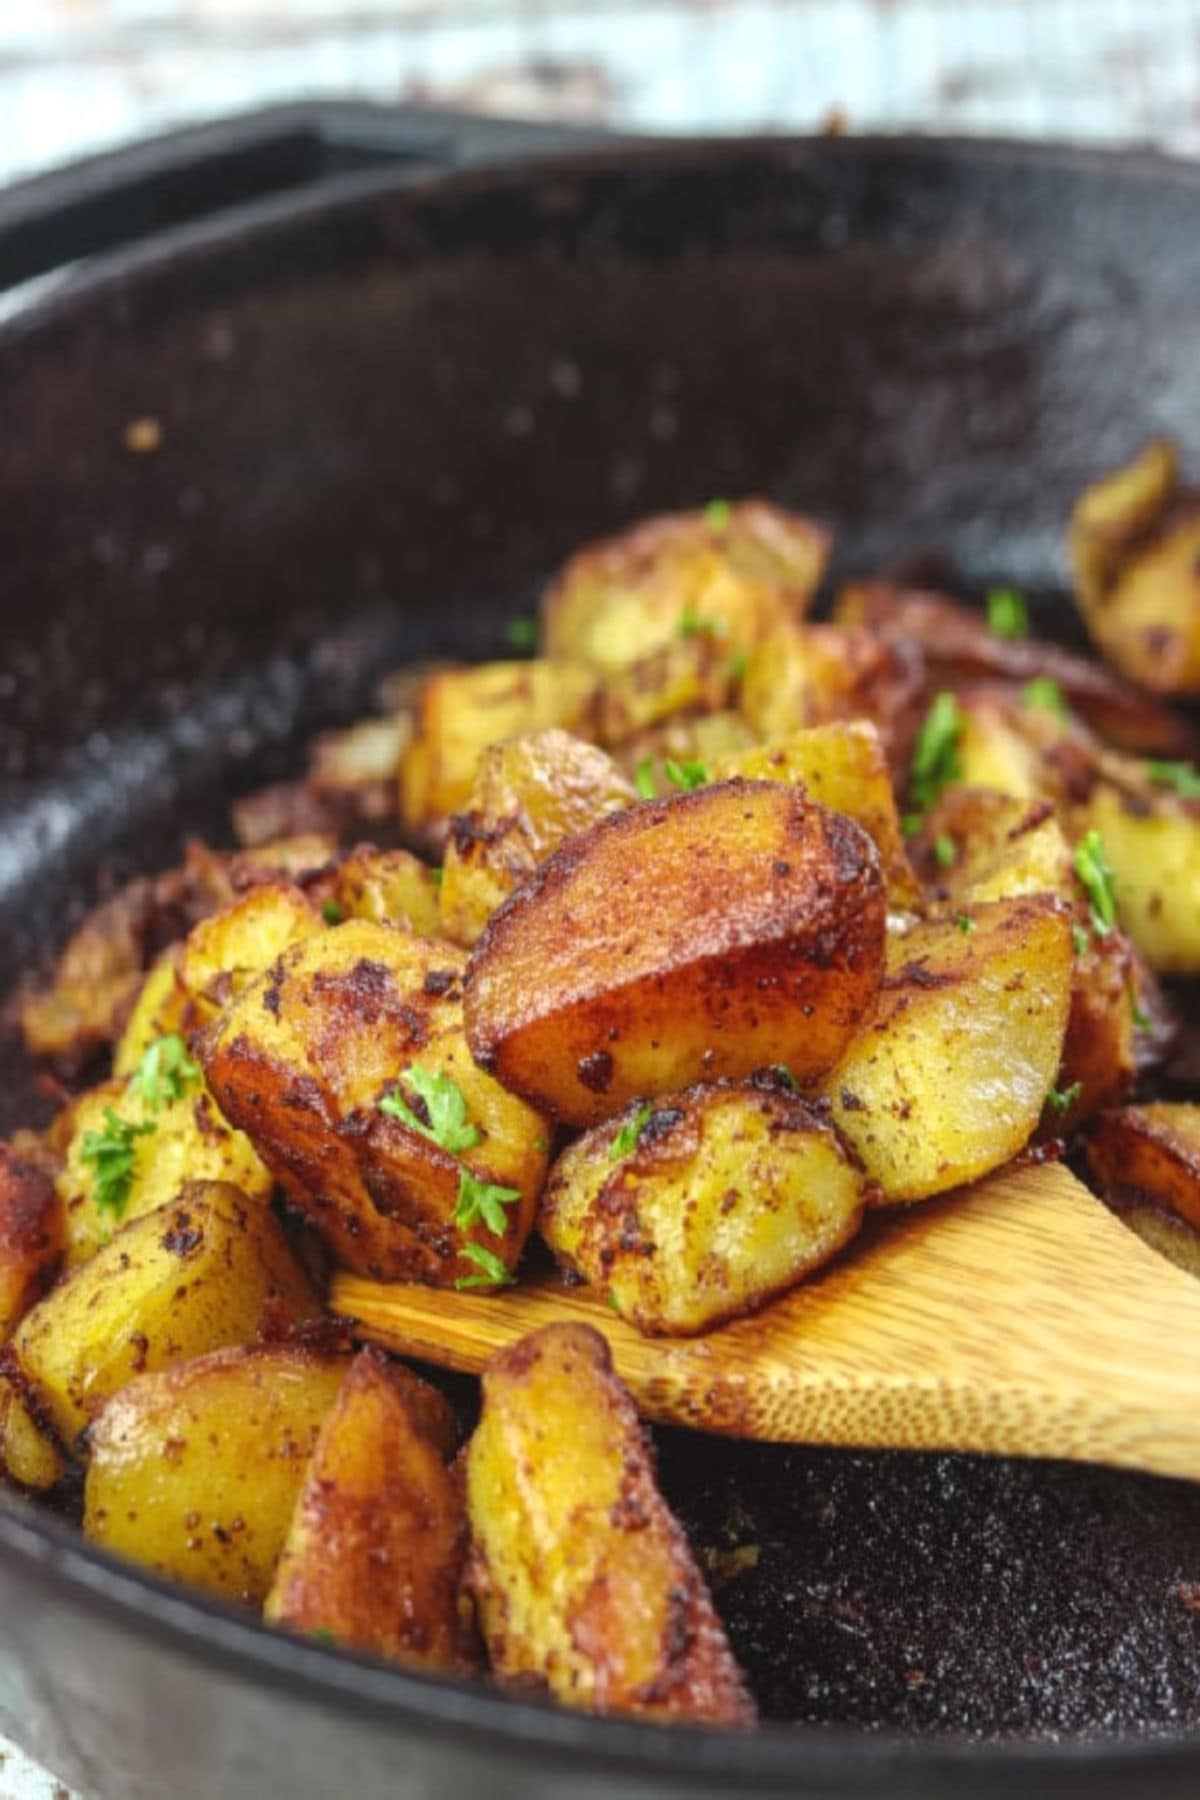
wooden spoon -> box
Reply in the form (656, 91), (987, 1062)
(331, 1160), (1200, 1483)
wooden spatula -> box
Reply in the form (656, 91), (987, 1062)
(331, 1160), (1200, 1483)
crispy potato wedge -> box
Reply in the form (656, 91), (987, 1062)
(399, 660), (599, 839)
(265, 1349), (473, 1667)
(466, 780), (886, 1127)
(711, 721), (921, 908)
(916, 790), (1072, 905)
(1043, 925), (1137, 1134)
(1076, 780), (1200, 973)
(439, 730), (636, 949)
(180, 879), (325, 1021)
(823, 897), (1073, 1202)
(612, 711), (758, 783)
(542, 501), (827, 672)
(0, 1375), (67, 1491)
(740, 623), (925, 768)
(0, 1145), (63, 1342)
(85, 1344), (351, 1604)
(594, 636), (734, 746)
(57, 1074), (273, 1268)
(540, 1078), (866, 1335)
(5, 1183), (319, 1472)
(112, 947), (191, 1077)
(1085, 1103), (1200, 1233)
(465, 1322), (754, 1723)
(322, 845), (440, 936)
(203, 920), (549, 1283)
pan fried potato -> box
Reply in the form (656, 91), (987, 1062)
(1085, 1103), (1200, 1233)
(0, 1377), (67, 1491)
(308, 714), (411, 824)
(320, 846), (439, 936)
(612, 710), (758, 783)
(0, 1147), (62, 1342)
(439, 730), (635, 948)
(179, 880), (324, 1021)
(1075, 780), (1200, 973)
(5, 1183), (319, 1471)
(1043, 926), (1137, 1134)
(112, 947), (191, 1077)
(57, 1072), (273, 1267)
(203, 920), (549, 1283)
(594, 636), (734, 745)
(740, 623), (924, 767)
(823, 896), (1073, 1201)
(465, 780), (886, 1127)
(539, 1079), (866, 1335)
(915, 791), (1071, 906)
(1070, 440), (1200, 694)
(466, 1322), (754, 1723)
(399, 660), (599, 839)
(265, 1349), (473, 1667)
(710, 721), (921, 908)
(541, 501), (827, 672)
(85, 1344), (351, 1604)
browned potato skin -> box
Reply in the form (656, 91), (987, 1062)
(465, 780), (887, 1127)
(1043, 927), (1136, 1135)
(179, 879), (325, 1020)
(203, 921), (549, 1282)
(914, 790), (1071, 905)
(320, 845), (441, 936)
(466, 1323), (754, 1724)
(265, 1350), (474, 1669)
(1086, 1104), (1200, 1233)
(85, 1345), (351, 1605)
(0, 1147), (63, 1342)
(740, 623), (926, 772)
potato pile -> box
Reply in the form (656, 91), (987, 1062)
(5, 456), (1200, 1717)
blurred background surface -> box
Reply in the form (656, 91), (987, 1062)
(3, 0), (1200, 187)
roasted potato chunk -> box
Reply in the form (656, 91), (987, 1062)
(204, 920), (549, 1283)
(57, 1072), (273, 1268)
(916, 790), (1072, 906)
(612, 710), (758, 783)
(439, 730), (636, 948)
(265, 1349), (472, 1667)
(112, 947), (191, 1077)
(540, 1078), (866, 1335)
(85, 1344), (350, 1604)
(4, 1183), (319, 1473)
(1086, 1103), (1200, 1233)
(400, 660), (599, 839)
(179, 879), (325, 1021)
(466, 780), (886, 1128)
(1041, 925), (1137, 1134)
(740, 624), (924, 768)
(594, 636), (734, 745)
(321, 845), (440, 936)
(823, 897), (1073, 1202)
(308, 714), (411, 824)
(1076, 779), (1200, 973)
(0, 1145), (63, 1341)
(465, 1322), (754, 1723)
(711, 722), (920, 908)
(542, 500), (827, 672)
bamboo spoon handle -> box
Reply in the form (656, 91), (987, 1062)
(332, 1160), (1200, 1483)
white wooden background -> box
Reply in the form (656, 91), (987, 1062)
(2, 1), (1200, 1795)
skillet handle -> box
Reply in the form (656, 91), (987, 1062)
(0, 100), (612, 293)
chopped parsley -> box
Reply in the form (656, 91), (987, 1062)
(1046, 1081), (1083, 1114)
(662, 758), (710, 793)
(634, 757), (657, 800)
(130, 1033), (201, 1112)
(908, 692), (963, 819)
(321, 899), (344, 925)
(455, 1242), (516, 1291)
(727, 647), (749, 683)
(1130, 989), (1152, 1031)
(1023, 676), (1068, 719)
(504, 615), (538, 652)
(1074, 830), (1118, 937)
(934, 833), (957, 869)
(986, 587), (1028, 640)
(704, 498), (733, 530)
(379, 1065), (481, 1154)
(1072, 922), (1092, 957)
(429, 867), (444, 889)
(677, 607), (728, 640)
(610, 1104), (653, 1161)
(769, 1064), (799, 1092)
(956, 914), (976, 935)
(1145, 759), (1200, 799)
(310, 1627), (338, 1647)
(453, 1169), (521, 1237)
(80, 1108), (156, 1220)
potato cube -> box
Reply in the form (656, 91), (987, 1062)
(112, 947), (192, 1078)
(1086, 1103), (1200, 1233)
(0, 1145), (63, 1341)
(1077, 782), (1200, 973)
(915, 790), (1071, 907)
(179, 880), (324, 1021)
(322, 846), (440, 936)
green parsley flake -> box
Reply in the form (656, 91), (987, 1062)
(727, 647), (748, 683)
(1074, 830), (1118, 937)
(1046, 1081), (1083, 1114)
(1145, 759), (1200, 799)
(321, 899), (344, 925)
(1023, 676), (1068, 719)
(662, 758), (710, 793)
(1130, 989), (1152, 1031)
(453, 1169), (521, 1237)
(634, 757), (657, 800)
(430, 867), (444, 889)
(130, 1033), (202, 1112)
(80, 1108), (156, 1220)
(934, 834), (957, 869)
(310, 1627), (338, 1647)
(379, 1065), (481, 1154)
(504, 615), (538, 652)
(908, 692), (963, 817)
(704, 498), (733, 530)
(610, 1104), (653, 1161)
(986, 587), (1029, 640)
(677, 607), (728, 640)
(1072, 923), (1092, 957)
(455, 1242), (516, 1291)
(956, 914), (976, 935)
(769, 1065), (799, 1092)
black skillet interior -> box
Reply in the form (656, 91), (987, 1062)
(1, 108), (1199, 1760)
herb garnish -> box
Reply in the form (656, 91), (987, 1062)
(130, 1033), (201, 1112)
(908, 692), (963, 819)
(1145, 760), (1200, 799)
(455, 1242), (516, 1291)
(934, 833), (957, 869)
(610, 1104), (653, 1161)
(1023, 676), (1068, 719)
(379, 1065), (481, 1154)
(453, 1170), (521, 1236)
(634, 758), (657, 800)
(704, 498), (732, 530)
(504, 616), (538, 652)
(956, 914), (976, 935)
(662, 758), (710, 793)
(986, 587), (1028, 640)
(728, 648), (748, 683)
(1072, 922), (1092, 957)
(80, 1108), (156, 1220)
(677, 608), (728, 640)
(321, 899), (344, 925)
(1074, 830), (1118, 937)
(1046, 1081), (1083, 1114)
(1130, 989), (1152, 1031)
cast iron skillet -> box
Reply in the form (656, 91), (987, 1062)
(0, 106), (1198, 1800)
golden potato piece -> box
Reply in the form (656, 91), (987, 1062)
(439, 730), (636, 948)
(5, 1183), (319, 1469)
(1086, 1103), (1200, 1233)
(465, 780), (886, 1128)
(85, 1344), (350, 1605)
(594, 636), (734, 746)
(204, 920), (549, 1283)
(112, 947), (191, 1078)
(740, 623), (924, 768)
(0, 1374), (67, 1491)
(540, 1078), (866, 1335)
(612, 710), (759, 783)
(399, 660), (598, 839)
(265, 1349), (472, 1668)
(308, 714), (411, 824)
(1043, 926), (1136, 1134)
(823, 897), (1073, 1202)
(1077, 781), (1200, 974)
(916, 790), (1071, 906)
(711, 721), (920, 909)
(180, 879), (324, 1021)
(0, 1145), (63, 1342)
(465, 1322), (754, 1723)
(57, 1071), (273, 1268)
(542, 500), (827, 673)
(322, 845), (440, 936)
